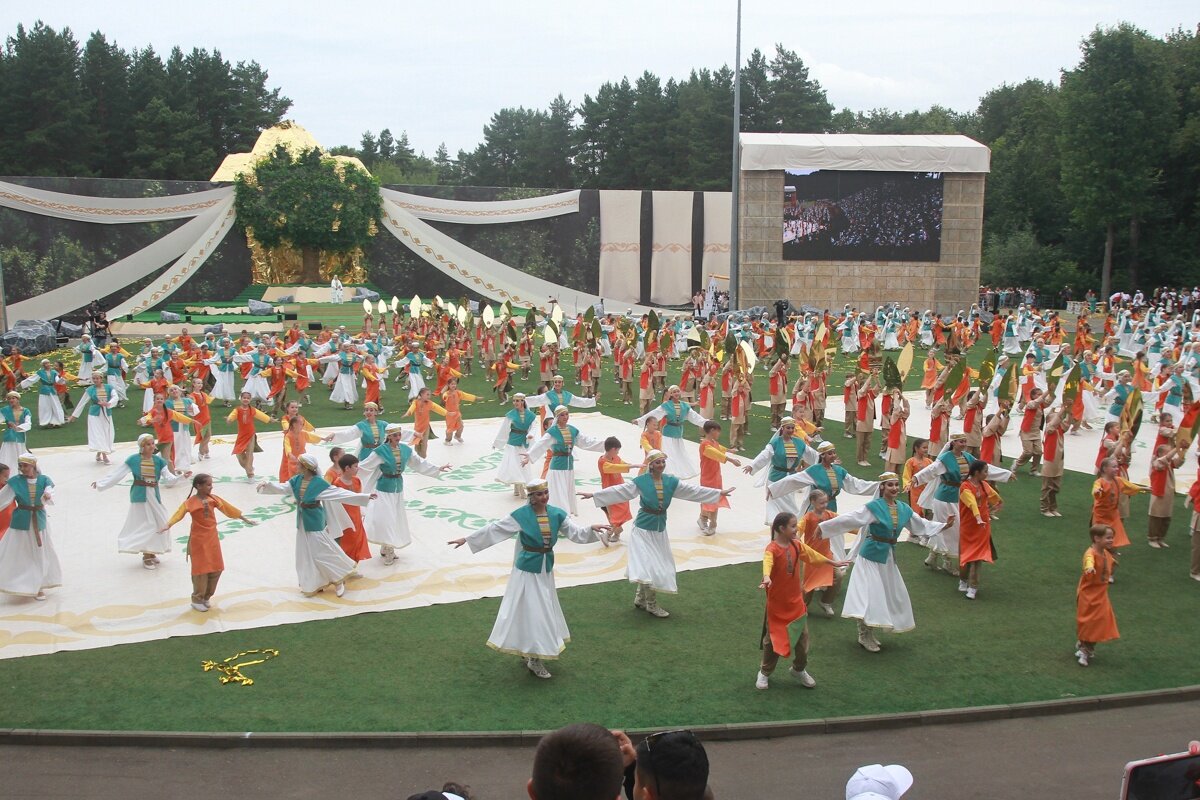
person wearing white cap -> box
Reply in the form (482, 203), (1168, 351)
(233, 343), (273, 405)
(101, 342), (131, 405)
(66, 374), (119, 463)
(395, 340), (433, 400)
(315, 341), (362, 409)
(818, 472), (949, 651)
(448, 479), (611, 679)
(583, 449), (730, 617)
(92, 433), (188, 569)
(0, 455), (62, 600)
(0, 390), (33, 473)
(202, 338), (239, 405)
(633, 384), (707, 479)
(845, 762), (913, 800)
(767, 440), (880, 520)
(743, 417), (819, 524)
(523, 406), (606, 515)
(74, 334), (103, 384)
(256, 452), (374, 596)
(328, 402), (389, 490)
(19, 359), (66, 428)
(523, 374), (597, 412)
(492, 393), (537, 497)
(359, 423), (451, 565)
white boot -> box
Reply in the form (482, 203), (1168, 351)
(642, 587), (670, 618)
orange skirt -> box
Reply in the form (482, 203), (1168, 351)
(1077, 581), (1119, 644)
(187, 527), (224, 575)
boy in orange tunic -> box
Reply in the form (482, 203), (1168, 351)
(226, 391), (274, 479)
(161, 473), (254, 612)
(901, 439), (933, 517)
(404, 386), (447, 458)
(801, 489), (840, 617)
(755, 511), (844, 690)
(698, 420), (741, 535)
(597, 436), (636, 541)
(332, 453), (372, 562)
(440, 377), (478, 445)
(1076, 524), (1120, 667)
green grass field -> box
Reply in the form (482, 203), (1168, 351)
(3, 332), (1198, 732)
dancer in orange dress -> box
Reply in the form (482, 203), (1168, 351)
(921, 352), (942, 408)
(597, 437), (636, 540)
(639, 416), (663, 475)
(800, 489), (839, 617)
(697, 420), (741, 535)
(754, 511), (844, 691)
(227, 391), (275, 479)
(331, 453), (371, 562)
(958, 460), (1003, 600)
(1075, 525), (1120, 667)
(404, 386), (447, 458)
(161, 473), (253, 612)
(1091, 456), (1147, 551)
(901, 438), (932, 516)
(279, 407), (326, 483)
(440, 377), (478, 445)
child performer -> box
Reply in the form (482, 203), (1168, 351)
(161, 473), (254, 611)
(1147, 443), (1185, 548)
(755, 510), (845, 691)
(1091, 456), (1147, 554)
(901, 439), (932, 520)
(440, 377), (478, 445)
(958, 459), (1003, 599)
(227, 391), (275, 480)
(1076, 524), (1120, 667)
(189, 377), (216, 461)
(801, 489), (840, 618)
(698, 420), (742, 535)
(597, 437), (636, 542)
(328, 453), (372, 563)
(403, 387), (446, 459)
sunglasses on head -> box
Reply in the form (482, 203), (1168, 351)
(642, 729), (698, 798)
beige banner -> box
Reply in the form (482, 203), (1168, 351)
(598, 190), (643, 305)
(650, 191), (693, 305)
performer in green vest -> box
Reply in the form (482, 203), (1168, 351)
(524, 406), (606, 515)
(92, 433), (188, 569)
(19, 358), (66, 428)
(765, 440), (880, 552)
(448, 479), (611, 679)
(633, 384), (709, 479)
(359, 423), (450, 565)
(0, 390), (33, 473)
(0, 454), (62, 599)
(818, 472), (950, 652)
(524, 374), (597, 411)
(743, 417), (819, 524)
(66, 373), (119, 463)
(584, 449), (730, 618)
(491, 393), (538, 497)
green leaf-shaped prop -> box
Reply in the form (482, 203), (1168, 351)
(1060, 363), (1082, 409)
(1044, 353), (1066, 398)
(648, 309), (660, 333)
(976, 352), (995, 390)
(1121, 388), (1143, 438)
(584, 305), (595, 323)
(942, 358), (966, 398)
(882, 356), (903, 389)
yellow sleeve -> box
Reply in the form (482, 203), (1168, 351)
(166, 502), (189, 527)
(460, 391), (479, 402)
(451, 367), (463, 378)
(1118, 477), (1143, 495)
(214, 496), (244, 520)
(252, 409), (271, 423)
(640, 435), (652, 453)
(600, 461), (632, 474)
(762, 550), (775, 578)
(1083, 549), (1096, 573)
(960, 485), (981, 517)
(1092, 479), (1105, 498)
(138, 413), (152, 425)
(984, 482), (1002, 505)
(304, 430), (323, 444)
(797, 539), (831, 565)
(404, 401), (416, 417)
(431, 402), (447, 417)
(283, 434), (294, 457)
(225, 410), (237, 424)
(700, 443), (728, 463)
(798, 419), (817, 436)
(901, 460), (915, 489)
(170, 411), (196, 425)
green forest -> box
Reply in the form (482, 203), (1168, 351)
(2, 20), (1199, 298)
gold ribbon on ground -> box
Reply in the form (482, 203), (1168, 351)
(201, 648), (280, 686)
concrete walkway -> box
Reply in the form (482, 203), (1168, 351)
(3, 700), (1197, 798)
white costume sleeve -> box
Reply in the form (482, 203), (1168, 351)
(765, 471), (816, 500)
(316, 485), (371, 507)
(69, 392), (92, 420)
(842, 474), (881, 496)
(329, 425), (363, 445)
(406, 451), (445, 478)
(525, 431), (554, 461)
(257, 481), (291, 496)
(93, 461), (132, 491)
(0, 484), (13, 506)
(591, 482), (640, 508)
(985, 463), (1014, 483)
(523, 392), (550, 408)
(912, 459), (947, 487)
(746, 443), (773, 475)
(359, 452), (381, 472)
(465, 515), (522, 553)
(632, 405), (668, 427)
(818, 506), (874, 540)
(491, 419), (512, 450)
(562, 516), (601, 545)
(686, 407), (707, 427)
(572, 432), (608, 452)
(671, 482), (723, 505)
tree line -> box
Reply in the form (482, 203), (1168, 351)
(2, 21), (1198, 297)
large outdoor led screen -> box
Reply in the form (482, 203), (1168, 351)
(782, 170), (943, 261)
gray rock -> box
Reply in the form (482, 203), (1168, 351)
(248, 299), (274, 316)
(160, 311), (182, 323)
(352, 287), (380, 302)
(203, 323), (224, 335)
(0, 319), (57, 355)
(274, 294), (294, 303)
(52, 319), (84, 337)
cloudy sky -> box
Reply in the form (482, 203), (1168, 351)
(22, 1), (1198, 157)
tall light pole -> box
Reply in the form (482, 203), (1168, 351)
(728, 0), (742, 311)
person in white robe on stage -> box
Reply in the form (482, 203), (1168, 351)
(0, 456), (62, 599)
(0, 391), (33, 473)
(394, 341), (433, 399)
(818, 472), (950, 652)
(256, 453), (374, 596)
(319, 343), (362, 408)
(101, 343), (130, 404)
(67, 374), (118, 463)
(74, 334), (103, 383)
(165, 384), (201, 473)
(92, 433), (187, 569)
(20, 359), (66, 427)
(328, 402), (389, 491)
(448, 480), (611, 679)
(523, 374), (598, 410)
(633, 384), (707, 479)
(766, 440), (880, 555)
(743, 418), (819, 524)
(359, 423), (450, 565)
(523, 406), (606, 515)
(330, 276), (344, 303)
(203, 339), (239, 404)
(492, 393), (537, 497)
(584, 450), (729, 618)
(233, 344), (273, 404)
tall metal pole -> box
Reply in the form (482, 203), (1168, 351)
(0, 252), (7, 333)
(729, 0), (743, 311)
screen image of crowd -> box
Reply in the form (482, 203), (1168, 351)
(782, 170), (944, 262)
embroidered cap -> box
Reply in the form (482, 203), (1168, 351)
(385, 423), (404, 435)
(526, 480), (549, 493)
(362, 402), (379, 411)
(817, 441), (837, 453)
(17, 454), (37, 465)
(553, 405), (570, 416)
(512, 392), (526, 401)
(297, 453), (320, 473)
(948, 432), (968, 442)
(645, 449), (667, 464)
(137, 433), (156, 446)
(779, 416), (797, 427)
(878, 471), (900, 482)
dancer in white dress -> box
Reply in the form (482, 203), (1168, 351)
(524, 374), (598, 411)
(0, 455), (62, 599)
(523, 406), (606, 515)
(448, 480), (611, 679)
(0, 391), (32, 473)
(743, 418), (819, 524)
(584, 450), (729, 617)
(256, 453), (373, 596)
(74, 334), (103, 383)
(359, 423), (450, 565)
(20, 359), (66, 427)
(204, 339), (239, 405)
(817, 472), (949, 652)
(492, 393), (537, 497)
(319, 343), (362, 409)
(67, 374), (118, 463)
(634, 385), (707, 479)
(92, 433), (188, 568)
(101, 342), (130, 404)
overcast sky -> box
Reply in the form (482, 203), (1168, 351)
(20, 1), (1199, 157)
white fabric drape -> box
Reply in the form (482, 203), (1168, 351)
(380, 198), (654, 317)
(702, 192), (732, 285)
(380, 188), (579, 224)
(108, 197), (238, 318)
(598, 190), (642, 305)
(8, 208), (223, 321)
(650, 191), (693, 306)
(0, 181), (233, 223)
(738, 133), (991, 173)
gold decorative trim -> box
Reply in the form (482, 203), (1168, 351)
(0, 190), (224, 217)
(652, 243), (692, 253)
(702, 243), (731, 253)
(125, 206), (237, 315)
(393, 197), (577, 218)
(599, 242), (641, 252)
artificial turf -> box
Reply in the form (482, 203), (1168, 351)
(2, 328), (1197, 732)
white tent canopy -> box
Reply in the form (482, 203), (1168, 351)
(739, 133), (990, 173)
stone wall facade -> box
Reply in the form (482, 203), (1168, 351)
(737, 171), (984, 314)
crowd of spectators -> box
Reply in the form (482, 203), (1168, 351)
(404, 723), (913, 800)
(978, 285), (1040, 312)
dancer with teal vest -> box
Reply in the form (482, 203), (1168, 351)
(524, 374), (597, 412)
(633, 384), (708, 479)
(66, 373), (119, 463)
(92, 433), (188, 569)
(0, 454), (62, 600)
(448, 479), (611, 679)
(256, 453), (375, 597)
(524, 406), (606, 515)
(359, 423), (450, 565)
(0, 390), (32, 473)
(491, 393), (538, 497)
(584, 449), (730, 618)
(19, 358), (66, 428)
(818, 471), (950, 652)
(329, 402), (389, 490)
(743, 417), (819, 524)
